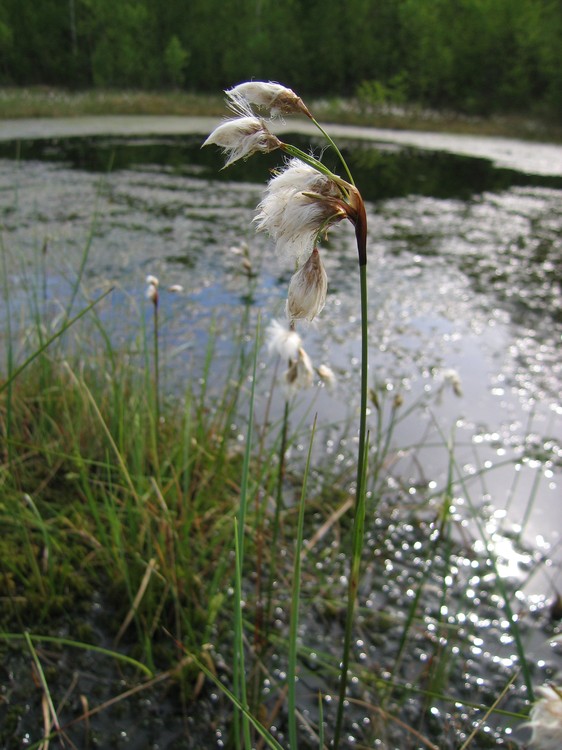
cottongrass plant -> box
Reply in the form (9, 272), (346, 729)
(526, 685), (562, 749)
(3, 84), (554, 750)
(205, 80), (369, 749)
(146, 274), (161, 428)
(1, 243), (550, 747)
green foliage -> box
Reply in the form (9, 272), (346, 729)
(164, 35), (190, 88)
(89, 0), (153, 87)
(356, 73), (409, 110)
(0, 0), (560, 118)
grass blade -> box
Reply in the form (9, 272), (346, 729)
(288, 414), (317, 749)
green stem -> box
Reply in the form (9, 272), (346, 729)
(0, 287), (113, 395)
(288, 415), (317, 749)
(265, 398), (290, 641)
(310, 117), (355, 186)
(279, 142), (346, 187)
(1, 237), (14, 464)
(153, 300), (160, 429)
(233, 323), (259, 749)
(333, 262), (369, 749)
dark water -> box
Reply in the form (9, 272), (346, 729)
(3, 131), (562, 198)
(1, 126), (561, 748)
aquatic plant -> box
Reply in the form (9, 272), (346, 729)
(2, 85), (559, 750)
(205, 78), (369, 750)
(526, 685), (562, 750)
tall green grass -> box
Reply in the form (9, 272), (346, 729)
(0, 211), (548, 748)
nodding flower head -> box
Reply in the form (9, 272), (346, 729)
(254, 158), (348, 263)
(526, 685), (562, 750)
(286, 248), (328, 324)
(226, 81), (312, 119)
(203, 116), (281, 167)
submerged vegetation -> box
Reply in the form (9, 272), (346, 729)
(1, 83), (561, 749)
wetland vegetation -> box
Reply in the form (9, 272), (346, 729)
(1, 91), (561, 747)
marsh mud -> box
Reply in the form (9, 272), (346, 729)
(0, 120), (561, 748)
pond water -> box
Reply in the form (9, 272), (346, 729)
(1, 118), (561, 747)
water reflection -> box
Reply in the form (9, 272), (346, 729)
(1, 136), (560, 536)
(1, 128), (561, 746)
(2, 132), (562, 199)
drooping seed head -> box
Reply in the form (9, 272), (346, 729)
(226, 81), (312, 119)
(285, 346), (314, 390)
(317, 364), (336, 388)
(255, 158), (346, 262)
(203, 116), (281, 167)
(286, 248), (328, 324)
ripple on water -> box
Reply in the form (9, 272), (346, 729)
(1, 135), (561, 747)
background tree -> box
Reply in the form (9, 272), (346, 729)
(164, 35), (189, 88)
(0, 0), (559, 121)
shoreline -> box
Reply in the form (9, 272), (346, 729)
(1, 114), (562, 177)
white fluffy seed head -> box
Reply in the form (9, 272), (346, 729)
(286, 248), (328, 323)
(317, 364), (336, 388)
(442, 368), (463, 397)
(226, 81), (312, 118)
(254, 160), (344, 263)
(285, 346), (314, 390)
(266, 319), (302, 361)
(527, 685), (562, 750)
(146, 275), (159, 303)
(203, 116), (281, 167)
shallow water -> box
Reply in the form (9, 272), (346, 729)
(1, 126), (560, 557)
(1, 120), (561, 747)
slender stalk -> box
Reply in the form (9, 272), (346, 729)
(288, 415), (317, 748)
(63, 200), (99, 323)
(233, 322), (259, 749)
(310, 117), (355, 186)
(431, 419), (535, 703)
(333, 259), (369, 749)
(1, 237), (14, 464)
(265, 398), (290, 642)
(153, 297), (160, 429)
(1, 632), (153, 676)
(190, 653), (285, 750)
(0, 287), (113, 395)
(233, 518), (252, 750)
(279, 142), (336, 180)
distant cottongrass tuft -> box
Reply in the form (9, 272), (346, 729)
(442, 368), (463, 397)
(526, 685), (562, 750)
(286, 346), (314, 390)
(146, 275), (159, 304)
(317, 364), (336, 388)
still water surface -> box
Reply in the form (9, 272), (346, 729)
(1, 118), (561, 746)
(1, 120), (560, 567)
